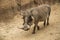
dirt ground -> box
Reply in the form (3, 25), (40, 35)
(0, 4), (60, 40)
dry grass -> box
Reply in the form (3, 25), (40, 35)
(0, 0), (60, 40)
(0, 4), (60, 40)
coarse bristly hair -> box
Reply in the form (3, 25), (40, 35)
(20, 4), (51, 34)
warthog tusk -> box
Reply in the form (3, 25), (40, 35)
(19, 27), (24, 29)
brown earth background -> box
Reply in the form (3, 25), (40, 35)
(0, 0), (60, 40)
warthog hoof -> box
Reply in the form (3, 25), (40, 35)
(47, 23), (49, 26)
(32, 32), (35, 34)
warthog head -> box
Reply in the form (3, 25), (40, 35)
(20, 10), (33, 31)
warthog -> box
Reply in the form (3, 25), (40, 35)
(20, 4), (51, 34)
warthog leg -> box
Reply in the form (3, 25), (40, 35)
(32, 21), (39, 34)
(44, 19), (46, 26)
(47, 17), (49, 25)
(32, 25), (36, 34)
(37, 25), (40, 30)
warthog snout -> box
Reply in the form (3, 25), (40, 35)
(21, 24), (30, 31)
